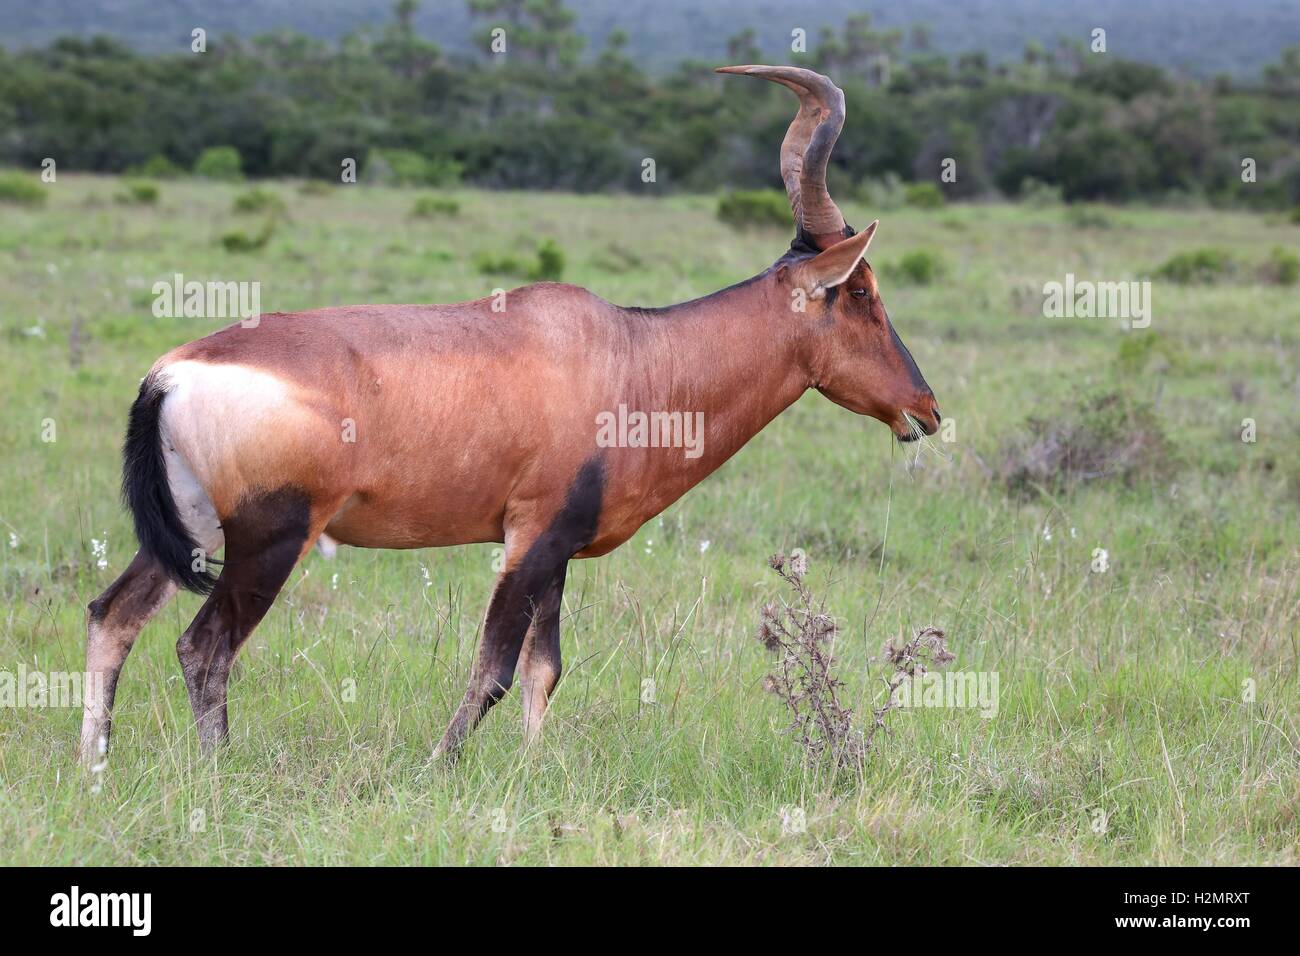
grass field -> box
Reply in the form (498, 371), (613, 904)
(0, 175), (1296, 865)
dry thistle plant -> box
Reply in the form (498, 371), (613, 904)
(868, 625), (953, 750)
(757, 553), (952, 768)
(757, 552), (865, 767)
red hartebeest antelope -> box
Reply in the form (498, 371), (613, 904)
(78, 65), (939, 763)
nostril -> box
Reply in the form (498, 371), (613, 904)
(932, 404), (941, 424)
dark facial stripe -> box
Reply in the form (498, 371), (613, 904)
(888, 319), (930, 393)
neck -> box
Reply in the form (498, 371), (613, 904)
(610, 271), (811, 512)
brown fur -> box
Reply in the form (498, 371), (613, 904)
(81, 65), (939, 762)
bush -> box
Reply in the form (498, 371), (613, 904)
(0, 172), (48, 206)
(529, 238), (565, 281)
(856, 172), (906, 210)
(886, 249), (947, 285)
(476, 252), (528, 277)
(1065, 203), (1114, 229)
(232, 187), (285, 214)
(904, 182), (945, 209)
(366, 149), (462, 187)
(1115, 331), (1182, 375)
(194, 146), (244, 181)
(298, 180), (332, 196)
(1019, 177), (1063, 207)
(1153, 248), (1235, 284)
(716, 190), (790, 229)
(1000, 391), (1173, 496)
(410, 195), (460, 218)
(220, 215), (277, 253)
(1260, 246), (1299, 285)
(127, 155), (182, 179)
(114, 180), (159, 205)
(476, 239), (566, 281)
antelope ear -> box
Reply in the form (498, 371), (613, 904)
(794, 220), (878, 298)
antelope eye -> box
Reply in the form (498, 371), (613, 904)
(849, 288), (868, 299)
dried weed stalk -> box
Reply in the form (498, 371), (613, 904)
(868, 625), (953, 750)
(757, 553), (952, 768)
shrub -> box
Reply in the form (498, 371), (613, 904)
(904, 182), (945, 209)
(1260, 246), (1299, 285)
(1065, 204), (1114, 229)
(476, 252), (528, 277)
(127, 155), (182, 179)
(529, 238), (565, 281)
(716, 190), (790, 229)
(477, 239), (566, 281)
(757, 551), (954, 769)
(220, 215), (277, 253)
(1019, 177), (1063, 207)
(886, 249), (947, 285)
(1153, 247), (1235, 284)
(114, 180), (159, 205)
(1115, 331), (1183, 376)
(856, 172), (906, 210)
(425, 156), (464, 188)
(298, 179), (332, 196)
(366, 149), (462, 187)
(194, 146), (244, 181)
(410, 195), (460, 218)
(232, 187), (284, 214)
(999, 391), (1173, 496)
(0, 172), (47, 206)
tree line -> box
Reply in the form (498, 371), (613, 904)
(1, 1), (1297, 207)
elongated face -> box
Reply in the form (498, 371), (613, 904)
(816, 259), (940, 440)
(782, 223), (941, 441)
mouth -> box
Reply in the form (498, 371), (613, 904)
(893, 406), (940, 443)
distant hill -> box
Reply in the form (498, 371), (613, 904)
(2, 0), (1298, 78)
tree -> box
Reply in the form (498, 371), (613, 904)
(469, 0), (584, 69)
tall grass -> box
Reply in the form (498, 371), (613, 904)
(0, 177), (1294, 864)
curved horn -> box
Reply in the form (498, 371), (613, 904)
(716, 64), (848, 247)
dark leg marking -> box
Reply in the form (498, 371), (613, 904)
(435, 456), (603, 758)
(79, 551), (178, 761)
(176, 488), (311, 753)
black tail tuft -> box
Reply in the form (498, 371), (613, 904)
(122, 372), (219, 594)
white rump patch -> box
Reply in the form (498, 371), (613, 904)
(155, 360), (297, 554)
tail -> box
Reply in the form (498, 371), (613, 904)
(121, 372), (219, 593)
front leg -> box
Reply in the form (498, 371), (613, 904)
(434, 457), (603, 760)
(518, 568), (566, 746)
(432, 557), (558, 759)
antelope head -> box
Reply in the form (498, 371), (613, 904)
(718, 64), (941, 442)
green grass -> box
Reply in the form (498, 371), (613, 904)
(0, 176), (1296, 865)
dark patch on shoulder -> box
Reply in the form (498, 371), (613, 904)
(487, 457), (604, 645)
(518, 457), (604, 576)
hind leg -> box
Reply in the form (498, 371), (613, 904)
(78, 552), (178, 763)
(176, 489), (326, 753)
